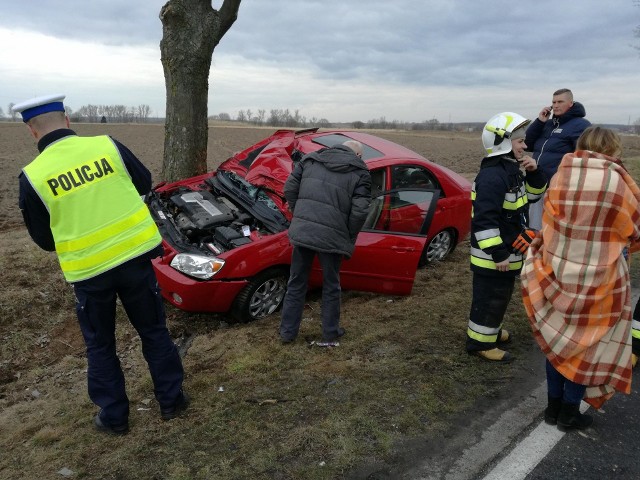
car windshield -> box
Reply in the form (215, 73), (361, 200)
(215, 170), (288, 232)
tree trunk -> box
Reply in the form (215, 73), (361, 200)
(159, 0), (240, 182)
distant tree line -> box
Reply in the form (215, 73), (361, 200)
(69, 104), (153, 123)
(211, 109), (464, 131)
(1, 103), (153, 123)
(2, 103), (640, 134)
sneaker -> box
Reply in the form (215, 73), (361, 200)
(161, 391), (190, 421)
(470, 347), (514, 363)
(94, 413), (129, 436)
(280, 336), (296, 345)
(315, 340), (340, 348)
(321, 327), (346, 343)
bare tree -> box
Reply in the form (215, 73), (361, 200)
(8, 103), (18, 122)
(159, 0), (241, 182)
(137, 104), (152, 122)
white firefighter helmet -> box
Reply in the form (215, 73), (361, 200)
(482, 112), (530, 157)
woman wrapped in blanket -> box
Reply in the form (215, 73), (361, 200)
(522, 126), (640, 431)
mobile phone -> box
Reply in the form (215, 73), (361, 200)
(545, 106), (553, 118)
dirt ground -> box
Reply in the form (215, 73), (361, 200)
(1, 122), (639, 479)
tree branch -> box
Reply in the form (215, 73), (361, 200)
(214, 0), (241, 47)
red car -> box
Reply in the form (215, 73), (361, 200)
(147, 128), (471, 321)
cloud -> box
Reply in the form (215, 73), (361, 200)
(1, 1), (639, 124)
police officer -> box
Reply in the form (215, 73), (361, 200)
(466, 112), (547, 363)
(13, 94), (188, 435)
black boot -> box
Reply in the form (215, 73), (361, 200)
(544, 397), (562, 425)
(557, 402), (593, 431)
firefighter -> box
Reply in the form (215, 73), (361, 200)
(466, 112), (547, 363)
(13, 94), (188, 434)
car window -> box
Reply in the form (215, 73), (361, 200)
(311, 133), (382, 160)
(362, 189), (437, 235)
(369, 169), (386, 197)
(391, 165), (439, 192)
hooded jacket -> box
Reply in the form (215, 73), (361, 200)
(524, 101), (591, 181)
(284, 145), (371, 257)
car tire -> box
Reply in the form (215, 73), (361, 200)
(231, 268), (288, 322)
(419, 229), (455, 267)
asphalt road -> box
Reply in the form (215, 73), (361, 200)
(401, 290), (640, 480)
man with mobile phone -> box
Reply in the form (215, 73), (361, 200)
(525, 88), (590, 229)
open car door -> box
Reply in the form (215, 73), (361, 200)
(309, 189), (438, 296)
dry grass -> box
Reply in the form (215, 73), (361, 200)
(1, 124), (639, 479)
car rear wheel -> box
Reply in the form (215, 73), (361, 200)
(231, 269), (288, 322)
(419, 229), (455, 266)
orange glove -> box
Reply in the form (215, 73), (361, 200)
(512, 229), (537, 254)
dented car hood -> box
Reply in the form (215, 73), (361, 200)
(217, 129), (298, 197)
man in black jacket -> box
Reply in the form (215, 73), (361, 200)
(467, 112), (547, 363)
(279, 140), (371, 346)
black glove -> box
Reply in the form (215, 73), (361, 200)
(512, 229), (537, 254)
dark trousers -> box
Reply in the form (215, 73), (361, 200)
(280, 246), (343, 341)
(546, 359), (587, 404)
(73, 259), (184, 426)
(466, 271), (515, 352)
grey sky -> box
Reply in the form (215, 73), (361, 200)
(1, 1), (639, 124)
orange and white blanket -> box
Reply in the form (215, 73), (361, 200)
(522, 150), (640, 408)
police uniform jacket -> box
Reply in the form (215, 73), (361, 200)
(470, 154), (547, 277)
(18, 128), (161, 271)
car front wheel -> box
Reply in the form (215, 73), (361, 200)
(419, 229), (455, 266)
(231, 269), (288, 322)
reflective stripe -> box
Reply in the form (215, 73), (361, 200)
(468, 320), (500, 336)
(478, 236), (502, 249)
(632, 319), (640, 339)
(475, 228), (503, 249)
(503, 194), (527, 210)
(59, 222), (159, 273)
(470, 247), (523, 271)
(56, 205), (150, 253)
(475, 228), (501, 241)
(467, 327), (498, 343)
(527, 184), (546, 195)
(470, 256), (523, 271)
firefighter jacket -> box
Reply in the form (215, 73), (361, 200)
(470, 154), (547, 276)
(22, 134), (162, 282)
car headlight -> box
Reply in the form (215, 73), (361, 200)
(170, 254), (225, 280)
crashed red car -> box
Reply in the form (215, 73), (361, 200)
(146, 128), (471, 321)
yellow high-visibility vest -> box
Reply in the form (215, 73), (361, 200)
(23, 135), (161, 282)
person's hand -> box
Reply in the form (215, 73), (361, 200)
(495, 258), (510, 272)
(538, 106), (552, 122)
(518, 155), (537, 172)
(512, 229), (538, 254)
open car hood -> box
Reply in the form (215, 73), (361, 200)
(217, 129), (299, 197)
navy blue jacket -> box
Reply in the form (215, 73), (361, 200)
(524, 102), (590, 181)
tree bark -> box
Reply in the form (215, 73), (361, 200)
(159, 0), (241, 182)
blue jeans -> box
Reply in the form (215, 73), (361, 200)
(546, 359), (587, 405)
(280, 246), (343, 341)
(74, 259), (184, 426)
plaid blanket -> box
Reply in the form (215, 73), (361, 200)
(522, 150), (640, 408)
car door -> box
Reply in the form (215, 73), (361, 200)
(309, 189), (438, 296)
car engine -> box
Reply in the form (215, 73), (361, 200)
(149, 187), (261, 255)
